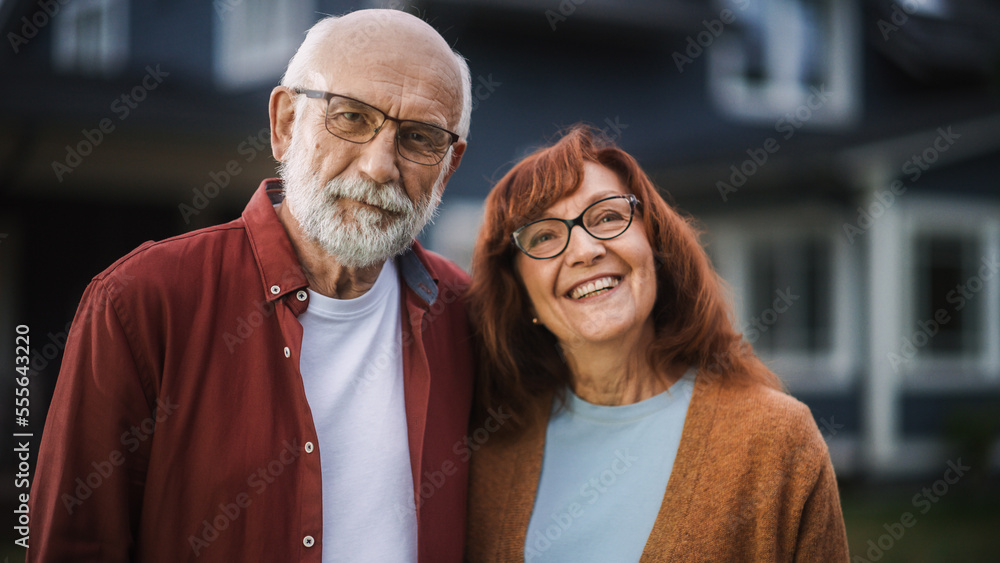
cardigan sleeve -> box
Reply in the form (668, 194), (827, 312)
(794, 454), (850, 562)
(730, 386), (851, 563)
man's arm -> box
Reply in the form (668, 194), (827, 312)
(27, 277), (155, 562)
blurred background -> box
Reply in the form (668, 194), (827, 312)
(2, 0), (999, 560)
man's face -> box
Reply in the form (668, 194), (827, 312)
(277, 19), (464, 268)
(279, 120), (449, 268)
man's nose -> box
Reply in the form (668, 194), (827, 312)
(355, 123), (401, 185)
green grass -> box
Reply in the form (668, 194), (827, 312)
(0, 545), (24, 563)
(3, 478), (997, 562)
(841, 476), (1000, 562)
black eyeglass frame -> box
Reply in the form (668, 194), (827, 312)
(294, 88), (460, 166)
(511, 194), (642, 260)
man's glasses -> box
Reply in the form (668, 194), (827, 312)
(511, 195), (641, 259)
(295, 89), (460, 166)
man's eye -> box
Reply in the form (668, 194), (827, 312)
(403, 131), (430, 145)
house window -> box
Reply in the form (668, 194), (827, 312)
(704, 209), (857, 389)
(746, 236), (833, 355)
(214, 0), (314, 89)
(898, 199), (1000, 383)
(52, 0), (129, 76)
(910, 234), (984, 358)
(708, 0), (859, 127)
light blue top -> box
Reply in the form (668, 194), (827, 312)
(524, 369), (696, 563)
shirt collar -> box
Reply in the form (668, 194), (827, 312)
(398, 245), (438, 306)
(242, 179), (440, 307)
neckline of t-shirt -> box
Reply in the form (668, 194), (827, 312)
(561, 367), (697, 423)
(303, 258), (398, 320)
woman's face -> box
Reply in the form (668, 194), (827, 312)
(514, 162), (658, 350)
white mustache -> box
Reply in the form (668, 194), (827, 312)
(322, 176), (414, 215)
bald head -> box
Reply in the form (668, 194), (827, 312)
(281, 10), (471, 140)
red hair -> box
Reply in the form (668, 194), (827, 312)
(468, 124), (783, 430)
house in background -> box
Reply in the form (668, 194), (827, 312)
(424, 0), (1000, 478)
(1, 0), (999, 495)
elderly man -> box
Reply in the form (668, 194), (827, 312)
(28, 10), (474, 563)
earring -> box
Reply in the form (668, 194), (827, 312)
(532, 317), (540, 325)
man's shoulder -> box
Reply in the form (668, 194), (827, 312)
(93, 217), (250, 288)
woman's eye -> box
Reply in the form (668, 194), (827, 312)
(529, 231), (558, 247)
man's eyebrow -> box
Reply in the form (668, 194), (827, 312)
(402, 115), (452, 131)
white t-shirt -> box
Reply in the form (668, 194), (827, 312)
(298, 258), (417, 563)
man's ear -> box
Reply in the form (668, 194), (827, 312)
(269, 86), (297, 162)
(437, 139), (467, 189)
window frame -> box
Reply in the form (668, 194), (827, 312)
(705, 205), (859, 392)
(213, 0), (315, 90)
(707, 0), (861, 128)
(897, 198), (1000, 387)
(52, 0), (129, 77)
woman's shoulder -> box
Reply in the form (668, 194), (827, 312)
(695, 374), (829, 462)
(712, 377), (812, 423)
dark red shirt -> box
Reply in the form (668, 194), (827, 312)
(27, 180), (475, 562)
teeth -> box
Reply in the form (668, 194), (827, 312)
(570, 276), (620, 300)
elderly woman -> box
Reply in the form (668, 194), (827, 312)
(465, 125), (848, 562)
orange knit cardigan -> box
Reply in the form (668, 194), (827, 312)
(466, 372), (850, 562)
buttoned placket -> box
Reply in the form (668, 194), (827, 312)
(245, 184), (329, 560)
(271, 283), (323, 559)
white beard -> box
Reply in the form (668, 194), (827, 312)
(279, 126), (449, 269)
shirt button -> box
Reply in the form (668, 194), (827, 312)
(303, 535), (315, 547)
(283, 347), (291, 358)
(304, 442), (314, 453)
(270, 285), (281, 295)
(296, 290), (308, 301)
